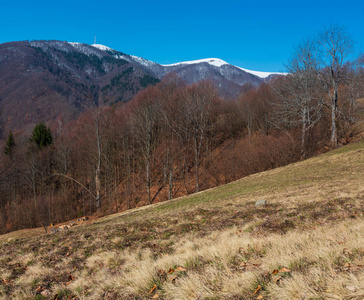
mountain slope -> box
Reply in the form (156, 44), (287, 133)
(0, 138), (363, 299)
(0, 41), (160, 133)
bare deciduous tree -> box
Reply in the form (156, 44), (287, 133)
(316, 24), (354, 148)
(181, 81), (218, 192)
(130, 86), (161, 204)
(274, 25), (358, 150)
(273, 39), (323, 157)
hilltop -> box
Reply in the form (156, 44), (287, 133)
(0, 137), (363, 299)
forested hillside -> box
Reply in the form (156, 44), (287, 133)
(0, 120), (363, 299)
(0, 40), (160, 134)
(0, 25), (363, 234)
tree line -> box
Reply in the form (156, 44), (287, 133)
(0, 25), (363, 233)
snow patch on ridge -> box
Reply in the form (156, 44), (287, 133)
(236, 67), (287, 79)
(91, 44), (113, 51)
(129, 55), (159, 68)
(162, 58), (285, 78)
(163, 58), (229, 68)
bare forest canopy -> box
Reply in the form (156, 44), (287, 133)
(0, 25), (363, 234)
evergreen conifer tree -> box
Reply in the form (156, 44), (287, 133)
(4, 131), (15, 157)
(29, 123), (53, 150)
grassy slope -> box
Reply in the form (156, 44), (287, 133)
(0, 140), (363, 299)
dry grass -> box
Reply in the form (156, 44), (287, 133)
(0, 139), (363, 299)
(0, 227), (46, 243)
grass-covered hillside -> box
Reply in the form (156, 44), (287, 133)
(0, 139), (363, 299)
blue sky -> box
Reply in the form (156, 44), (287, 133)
(1, 0), (363, 72)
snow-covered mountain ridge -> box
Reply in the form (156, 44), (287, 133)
(89, 44), (286, 79)
(162, 58), (285, 79)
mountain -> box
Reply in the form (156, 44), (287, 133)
(0, 40), (285, 134)
(122, 56), (285, 99)
(0, 41), (159, 134)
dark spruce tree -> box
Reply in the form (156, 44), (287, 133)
(4, 131), (15, 158)
(29, 123), (53, 150)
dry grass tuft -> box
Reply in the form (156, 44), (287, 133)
(16, 264), (53, 286)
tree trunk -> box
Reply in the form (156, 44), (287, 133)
(95, 166), (101, 209)
(331, 84), (338, 148)
(95, 114), (102, 210)
(194, 136), (200, 193)
(169, 167), (173, 200)
(146, 157), (151, 204)
(301, 104), (307, 159)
